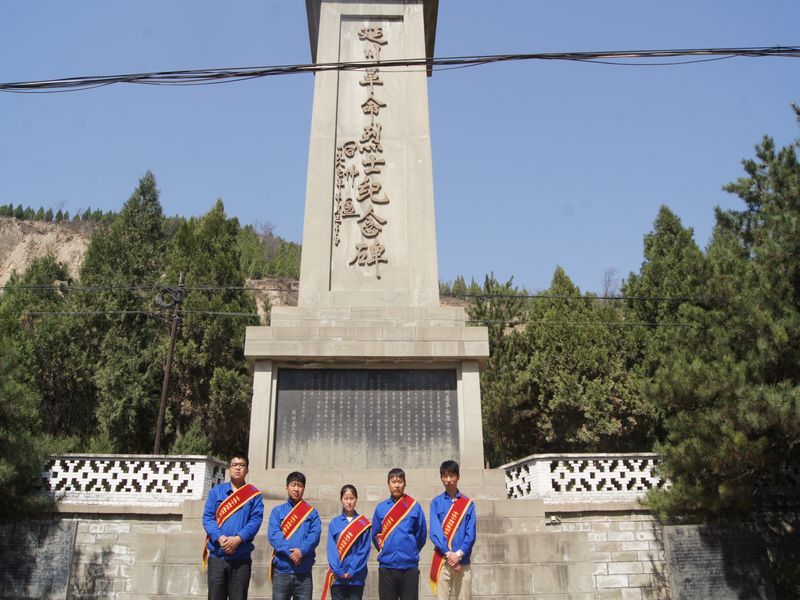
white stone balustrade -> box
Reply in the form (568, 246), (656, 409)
(503, 453), (668, 503)
(41, 454), (226, 507)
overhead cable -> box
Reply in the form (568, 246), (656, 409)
(2, 45), (798, 93)
(0, 282), (698, 302)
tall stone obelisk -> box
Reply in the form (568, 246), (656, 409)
(245, 0), (489, 478)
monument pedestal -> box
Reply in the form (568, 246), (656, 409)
(245, 305), (488, 480)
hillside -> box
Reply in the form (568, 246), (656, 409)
(0, 217), (91, 287)
(0, 216), (465, 313)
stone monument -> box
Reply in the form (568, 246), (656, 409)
(245, 0), (489, 477)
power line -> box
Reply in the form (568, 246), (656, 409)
(468, 320), (699, 328)
(2, 46), (798, 93)
(1, 282), (701, 302)
(18, 309), (701, 328)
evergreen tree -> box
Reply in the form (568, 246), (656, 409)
(44, 208), (53, 222)
(78, 171), (168, 452)
(268, 240), (301, 279)
(467, 274), (528, 464)
(474, 270), (655, 465)
(622, 206), (706, 436)
(650, 113), (800, 517)
(451, 275), (467, 296)
(237, 224), (269, 279)
(0, 343), (49, 516)
(0, 257), (97, 439)
(162, 200), (258, 455)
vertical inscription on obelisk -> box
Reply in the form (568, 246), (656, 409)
(333, 25), (391, 279)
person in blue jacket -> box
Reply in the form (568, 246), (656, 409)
(326, 484), (372, 599)
(268, 471), (322, 600)
(371, 468), (427, 600)
(429, 460), (477, 599)
(202, 452), (264, 600)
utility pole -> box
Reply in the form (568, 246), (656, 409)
(153, 271), (185, 454)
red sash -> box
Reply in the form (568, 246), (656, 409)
(270, 500), (315, 581)
(376, 494), (417, 551)
(429, 495), (472, 594)
(202, 483), (261, 568)
(320, 514), (371, 600)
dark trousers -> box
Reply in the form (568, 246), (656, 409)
(207, 556), (252, 600)
(331, 585), (364, 600)
(272, 571), (313, 600)
(378, 567), (419, 600)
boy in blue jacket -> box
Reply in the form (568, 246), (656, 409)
(268, 471), (322, 600)
(371, 468), (427, 600)
(202, 452), (264, 600)
(429, 460), (476, 599)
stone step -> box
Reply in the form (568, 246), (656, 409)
(128, 527), (597, 599)
(247, 467), (506, 493)
(134, 528), (576, 569)
(181, 497), (543, 527)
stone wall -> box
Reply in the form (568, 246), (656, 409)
(550, 512), (669, 599)
(54, 505), (671, 599)
(67, 514), (182, 600)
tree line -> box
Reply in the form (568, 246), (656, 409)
(0, 172), (303, 515)
(1, 111), (798, 535)
(457, 109), (800, 521)
(0, 203), (116, 224)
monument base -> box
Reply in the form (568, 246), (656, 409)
(244, 306), (488, 476)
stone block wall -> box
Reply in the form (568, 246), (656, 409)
(57, 507), (671, 599)
(67, 515), (181, 600)
(549, 512), (670, 599)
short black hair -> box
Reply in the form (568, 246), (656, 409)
(387, 467), (405, 482)
(340, 484), (358, 498)
(229, 452), (249, 468)
(286, 471), (306, 486)
(440, 460), (460, 476)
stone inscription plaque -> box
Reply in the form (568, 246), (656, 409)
(0, 520), (77, 599)
(274, 369), (459, 468)
(664, 525), (775, 600)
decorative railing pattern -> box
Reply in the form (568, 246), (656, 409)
(503, 453), (668, 503)
(41, 454), (226, 507)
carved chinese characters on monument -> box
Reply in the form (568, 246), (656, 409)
(273, 369), (459, 468)
(333, 26), (390, 279)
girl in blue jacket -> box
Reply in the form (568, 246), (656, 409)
(326, 484), (372, 599)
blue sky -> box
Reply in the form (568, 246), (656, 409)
(1, 1), (798, 293)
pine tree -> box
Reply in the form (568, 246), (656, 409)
(78, 172), (168, 452)
(0, 257), (97, 439)
(0, 343), (49, 516)
(474, 269), (655, 465)
(650, 112), (800, 517)
(162, 199), (258, 456)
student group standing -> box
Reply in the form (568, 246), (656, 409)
(202, 455), (476, 600)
